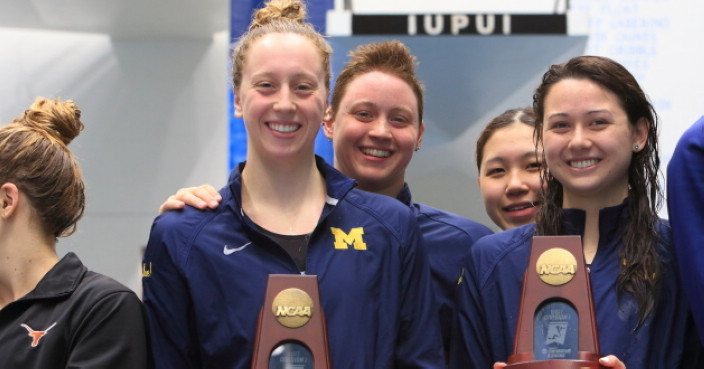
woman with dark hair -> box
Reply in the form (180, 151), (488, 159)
(475, 107), (542, 231)
(0, 97), (151, 368)
(451, 55), (701, 368)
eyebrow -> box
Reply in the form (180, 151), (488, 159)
(345, 100), (417, 118)
(483, 150), (540, 166)
(348, 99), (414, 110)
(483, 156), (507, 166)
(522, 150), (541, 159)
(547, 112), (569, 119)
(250, 71), (320, 81)
(586, 109), (611, 115)
(548, 109), (611, 119)
(485, 151), (540, 164)
(342, 100), (374, 113)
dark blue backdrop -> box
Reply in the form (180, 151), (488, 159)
(229, 0), (335, 170)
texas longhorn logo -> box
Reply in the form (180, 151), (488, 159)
(20, 322), (57, 347)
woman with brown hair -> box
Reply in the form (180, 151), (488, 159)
(475, 107), (542, 231)
(142, 1), (442, 368)
(158, 39), (495, 361)
(451, 56), (701, 368)
(0, 97), (151, 368)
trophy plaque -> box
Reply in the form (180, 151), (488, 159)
(251, 274), (331, 369)
(506, 236), (605, 368)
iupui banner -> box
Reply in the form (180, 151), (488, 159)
(350, 14), (567, 35)
(325, 0), (586, 36)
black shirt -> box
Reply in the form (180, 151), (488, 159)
(0, 252), (152, 368)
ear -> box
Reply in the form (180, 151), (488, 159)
(416, 121), (425, 151)
(0, 183), (20, 219)
(633, 117), (649, 151)
(234, 92), (243, 119)
(323, 104), (332, 122)
(322, 106), (335, 140)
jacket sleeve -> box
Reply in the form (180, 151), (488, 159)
(66, 291), (152, 369)
(395, 215), (446, 368)
(142, 215), (201, 369)
(677, 312), (704, 368)
(448, 248), (493, 369)
(667, 115), (704, 345)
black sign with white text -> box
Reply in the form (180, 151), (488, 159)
(351, 14), (567, 35)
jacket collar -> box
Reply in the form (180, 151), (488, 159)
(21, 252), (87, 301)
(227, 155), (357, 210)
(396, 183), (413, 207)
(226, 156), (358, 244)
(562, 197), (630, 241)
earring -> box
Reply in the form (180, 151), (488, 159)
(634, 144), (639, 151)
(414, 146), (421, 152)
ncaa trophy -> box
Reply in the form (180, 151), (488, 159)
(506, 236), (606, 368)
(251, 274), (330, 369)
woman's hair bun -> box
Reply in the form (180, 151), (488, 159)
(250, 0), (307, 30)
(15, 97), (84, 145)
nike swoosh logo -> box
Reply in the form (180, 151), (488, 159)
(223, 242), (252, 255)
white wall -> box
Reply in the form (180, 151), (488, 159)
(0, 29), (230, 291)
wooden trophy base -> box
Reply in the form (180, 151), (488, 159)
(507, 351), (605, 368)
(506, 359), (603, 368)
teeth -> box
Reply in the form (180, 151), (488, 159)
(507, 205), (528, 211)
(506, 203), (536, 211)
(268, 123), (299, 133)
(362, 148), (391, 158)
(570, 159), (598, 168)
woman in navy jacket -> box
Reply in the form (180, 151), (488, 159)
(141, 2), (443, 368)
(450, 56), (701, 368)
(667, 115), (704, 346)
(158, 40), (493, 360)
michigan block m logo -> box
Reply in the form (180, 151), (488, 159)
(330, 227), (367, 250)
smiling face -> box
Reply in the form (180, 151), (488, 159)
(478, 122), (542, 230)
(542, 78), (647, 208)
(324, 71), (423, 197)
(235, 32), (328, 162)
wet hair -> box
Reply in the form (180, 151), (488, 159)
(475, 107), (536, 172)
(331, 40), (424, 123)
(533, 55), (662, 325)
(231, 0), (332, 94)
(0, 97), (85, 238)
